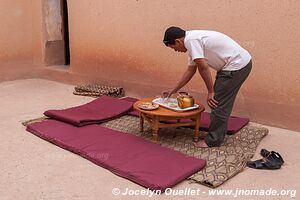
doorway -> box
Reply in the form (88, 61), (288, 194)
(42, 0), (70, 67)
(62, 0), (70, 65)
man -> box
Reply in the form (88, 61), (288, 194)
(162, 26), (252, 148)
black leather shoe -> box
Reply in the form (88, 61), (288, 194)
(260, 149), (284, 165)
(246, 149), (284, 170)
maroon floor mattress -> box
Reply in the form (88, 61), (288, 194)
(27, 120), (206, 191)
(44, 96), (133, 126)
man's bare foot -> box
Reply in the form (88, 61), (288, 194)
(194, 140), (209, 148)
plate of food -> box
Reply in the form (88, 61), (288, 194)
(152, 98), (199, 112)
(138, 102), (159, 110)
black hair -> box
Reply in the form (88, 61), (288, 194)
(163, 26), (186, 46)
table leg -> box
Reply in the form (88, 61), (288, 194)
(140, 113), (144, 132)
(194, 115), (200, 142)
(152, 117), (159, 143)
(152, 128), (158, 143)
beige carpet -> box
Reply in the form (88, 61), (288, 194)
(23, 115), (268, 188)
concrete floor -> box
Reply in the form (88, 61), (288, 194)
(0, 79), (299, 200)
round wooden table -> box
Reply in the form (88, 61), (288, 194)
(133, 98), (205, 142)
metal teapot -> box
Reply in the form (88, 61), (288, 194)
(177, 92), (195, 109)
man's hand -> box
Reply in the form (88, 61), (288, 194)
(162, 90), (174, 98)
(207, 92), (218, 109)
(162, 65), (197, 99)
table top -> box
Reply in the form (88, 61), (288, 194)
(133, 98), (205, 117)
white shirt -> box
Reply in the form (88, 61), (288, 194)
(184, 30), (252, 71)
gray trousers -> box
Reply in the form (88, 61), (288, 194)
(205, 60), (252, 147)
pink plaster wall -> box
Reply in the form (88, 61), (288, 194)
(0, 0), (43, 80)
(0, 1), (32, 64)
(0, 0), (300, 131)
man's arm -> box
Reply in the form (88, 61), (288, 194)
(194, 58), (218, 109)
(163, 65), (197, 97)
(194, 58), (214, 93)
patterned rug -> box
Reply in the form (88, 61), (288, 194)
(23, 115), (268, 188)
(73, 84), (125, 98)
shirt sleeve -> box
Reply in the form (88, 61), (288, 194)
(187, 55), (196, 66)
(185, 39), (205, 61)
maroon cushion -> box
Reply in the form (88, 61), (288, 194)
(121, 97), (140, 116)
(220, 115), (250, 134)
(27, 120), (206, 191)
(121, 97), (139, 102)
(44, 96), (133, 126)
(163, 112), (249, 134)
(121, 97), (249, 134)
